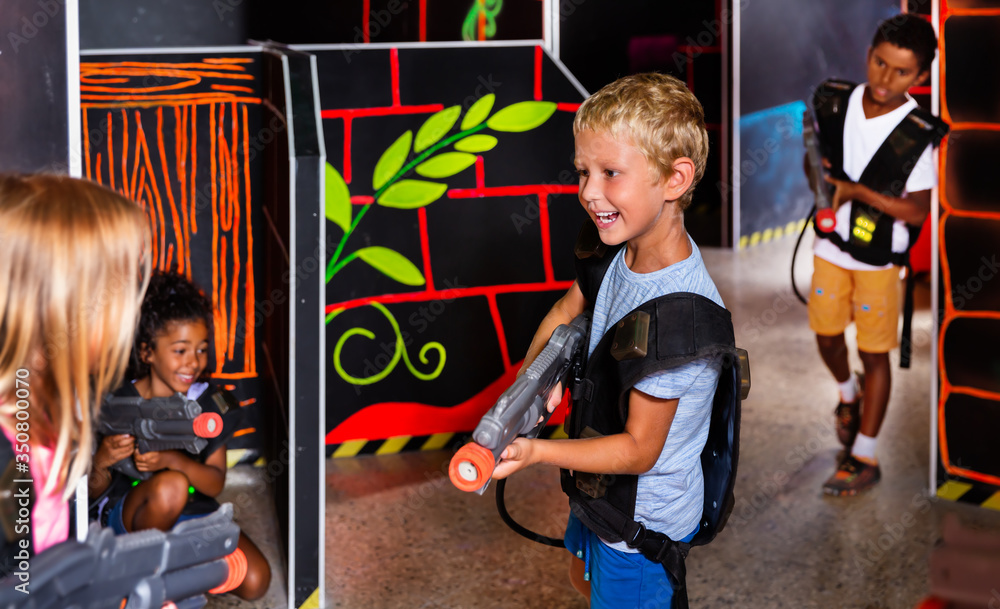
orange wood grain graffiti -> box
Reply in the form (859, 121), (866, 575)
(81, 59), (260, 380)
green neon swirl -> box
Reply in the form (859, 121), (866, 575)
(462, 0), (503, 41)
(333, 302), (446, 386)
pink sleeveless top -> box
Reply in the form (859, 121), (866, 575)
(2, 409), (70, 553)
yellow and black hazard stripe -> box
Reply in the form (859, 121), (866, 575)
(327, 424), (571, 459)
(739, 219), (809, 249)
(936, 479), (1000, 511)
(299, 588), (321, 608)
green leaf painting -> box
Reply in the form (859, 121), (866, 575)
(325, 163), (351, 233)
(415, 152), (477, 179)
(377, 180), (449, 209)
(414, 106), (461, 153)
(327, 91), (564, 387)
(373, 131), (412, 191)
(355, 247), (425, 286)
(454, 134), (498, 153)
(486, 101), (558, 133)
(460, 94), (495, 130)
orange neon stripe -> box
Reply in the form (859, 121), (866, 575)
(478, 0), (486, 41)
(946, 7), (1000, 15)
(136, 118), (168, 269)
(202, 57), (253, 65)
(228, 102), (240, 361)
(211, 84), (254, 93)
(82, 77), (201, 95)
(243, 104), (255, 373)
(232, 428), (255, 437)
(166, 243), (174, 269)
(190, 105), (198, 236)
(175, 106), (187, 275)
(948, 122), (1000, 131)
(130, 111), (142, 202)
(948, 385), (1000, 402)
(211, 372), (256, 380)
(82, 67), (252, 80)
(238, 398), (256, 407)
(83, 111), (91, 180)
(106, 111), (115, 191)
(218, 105), (230, 233)
(81, 97), (262, 110)
(82, 61), (249, 71)
(210, 104), (223, 372)
(156, 107), (184, 273)
(80, 76), (129, 84)
(143, 181), (158, 267)
(120, 110), (129, 195)
(219, 234), (230, 370)
(95, 152), (102, 185)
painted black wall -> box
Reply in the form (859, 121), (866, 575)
(0, 0), (69, 173)
(80, 0), (249, 49)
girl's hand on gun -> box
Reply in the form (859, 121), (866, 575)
(133, 448), (183, 472)
(93, 434), (135, 470)
(492, 437), (536, 480)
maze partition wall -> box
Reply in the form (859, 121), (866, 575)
(296, 42), (589, 456)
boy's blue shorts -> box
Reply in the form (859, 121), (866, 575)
(565, 512), (698, 609)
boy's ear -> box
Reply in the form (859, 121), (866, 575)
(915, 69), (930, 87)
(662, 157), (696, 202)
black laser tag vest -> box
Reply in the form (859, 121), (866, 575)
(811, 79), (949, 267)
(562, 222), (748, 609)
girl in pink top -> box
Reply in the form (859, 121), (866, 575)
(0, 174), (150, 554)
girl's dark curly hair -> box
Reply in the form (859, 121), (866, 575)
(128, 270), (214, 380)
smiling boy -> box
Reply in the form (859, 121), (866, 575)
(491, 73), (724, 609)
(808, 14), (947, 495)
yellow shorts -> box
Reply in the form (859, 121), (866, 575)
(808, 256), (901, 354)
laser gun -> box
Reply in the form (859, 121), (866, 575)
(0, 504), (248, 609)
(99, 392), (223, 481)
(449, 314), (588, 494)
(803, 109), (837, 233)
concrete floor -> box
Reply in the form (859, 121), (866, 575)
(218, 234), (1000, 608)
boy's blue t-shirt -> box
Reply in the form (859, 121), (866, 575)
(587, 234), (723, 547)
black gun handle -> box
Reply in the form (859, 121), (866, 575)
(112, 457), (150, 481)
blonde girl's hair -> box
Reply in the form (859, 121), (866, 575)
(0, 174), (150, 499)
(574, 72), (709, 210)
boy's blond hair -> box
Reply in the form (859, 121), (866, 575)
(574, 73), (709, 210)
(0, 174), (150, 499)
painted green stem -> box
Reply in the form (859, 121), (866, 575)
(325, 123), (489, 281)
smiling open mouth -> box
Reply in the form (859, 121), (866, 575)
(595, 211), (619, 225)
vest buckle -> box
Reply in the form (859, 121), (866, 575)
(627, 521), (648, 548)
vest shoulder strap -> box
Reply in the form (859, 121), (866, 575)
(812, 79), (856, 182)
(573, 220), (625, 305)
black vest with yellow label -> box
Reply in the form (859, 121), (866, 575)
(811, 79), (949, 267)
